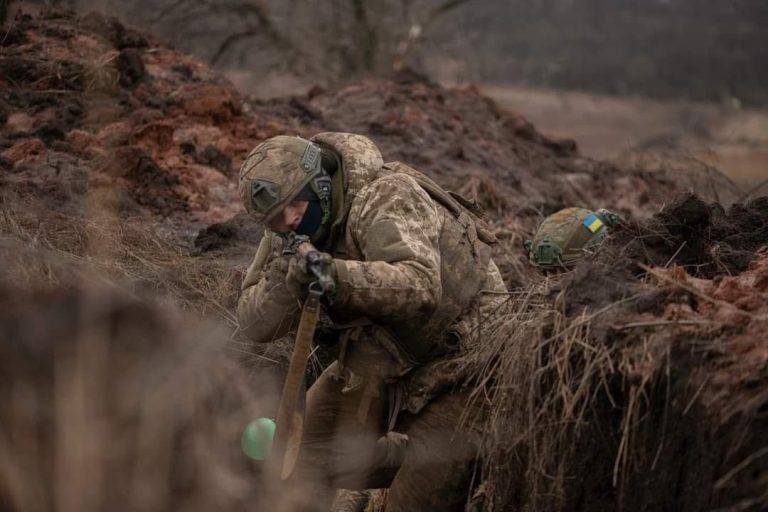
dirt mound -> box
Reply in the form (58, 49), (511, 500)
(618, 194), (768, 275)
(192, 212), (265, 255)
(466, 193), (768, 511)
(280, 72), (742, 219)
(0, 8), (299, 231)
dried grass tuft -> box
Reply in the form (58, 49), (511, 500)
(463, 281), (638, 510)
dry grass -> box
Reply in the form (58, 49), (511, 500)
(0, 189), (285, 362)
(462, 282), (637, 510)
(0, 177), (294, 511)
(460, 246), (768, 512)
(0, 194), (237, 317)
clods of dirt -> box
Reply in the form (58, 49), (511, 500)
(193, 213), (264, 254)
(0, 9), (295, 231)
(603, 193), (768, 279)
(471, 202), (768, 512)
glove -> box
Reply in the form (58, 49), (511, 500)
(285, 251), (336, 299)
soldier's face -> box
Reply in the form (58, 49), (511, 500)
(268, 200), (309, 233)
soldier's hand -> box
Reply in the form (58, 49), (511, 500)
(285, 251), (335, 299)
(285, 256), (313, 298)
(296, 241), (314, 258)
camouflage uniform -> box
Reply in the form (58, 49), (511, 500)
(238, 133), (507, 511)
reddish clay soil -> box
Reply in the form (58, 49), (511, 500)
(1, 9), (297, 231)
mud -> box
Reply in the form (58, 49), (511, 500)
(0, 8), (293, 230)
(116, 48), (146, 87)
(0, 9), (742, 259)
(602, 193), (768, 279)
(193, 213), (264, 254)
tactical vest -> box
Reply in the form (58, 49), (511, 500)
(376, 161), (496, 363)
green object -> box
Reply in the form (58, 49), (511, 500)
(525, 207), (620, 269)
(241, 417), (276, 461)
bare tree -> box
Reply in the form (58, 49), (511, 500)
(392, 0), (472, 71)
(174, 1), (298, 67)
(141, 0), (474, 82)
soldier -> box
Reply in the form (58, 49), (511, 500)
(237, 133), (507, 511)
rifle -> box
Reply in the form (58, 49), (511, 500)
(281, 232), (335, 293)
(270, 232), (335, 480)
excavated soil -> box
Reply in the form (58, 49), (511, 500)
(1, 8), (766, 512)
(561, 194), (768, 315)
(1, 9), (299, 235)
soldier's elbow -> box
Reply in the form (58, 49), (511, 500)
(237, 316), (265, 343)
(237, 303), (295, 344)
(238, 317), (285, 344)
(240, 325), (275, 344)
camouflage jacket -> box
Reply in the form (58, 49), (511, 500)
(237, 133), (507, 411)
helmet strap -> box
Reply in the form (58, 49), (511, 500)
(292, 172), (332, 245)
(297, 141), (336, 245)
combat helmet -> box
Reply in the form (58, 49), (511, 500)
(525, 207), (621, 269)
(238, 135), (332, 226)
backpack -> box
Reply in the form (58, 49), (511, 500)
(379, 161), (496, 361)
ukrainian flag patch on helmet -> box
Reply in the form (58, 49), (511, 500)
(583, 213), (604, 233)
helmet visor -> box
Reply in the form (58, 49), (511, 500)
(249, 180), (280, 218)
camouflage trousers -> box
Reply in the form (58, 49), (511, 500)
(278, 361), (482, 512)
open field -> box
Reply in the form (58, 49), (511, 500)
(485, 85), (768, 191)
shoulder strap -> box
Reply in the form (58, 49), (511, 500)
(382, 162), (497, 244)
